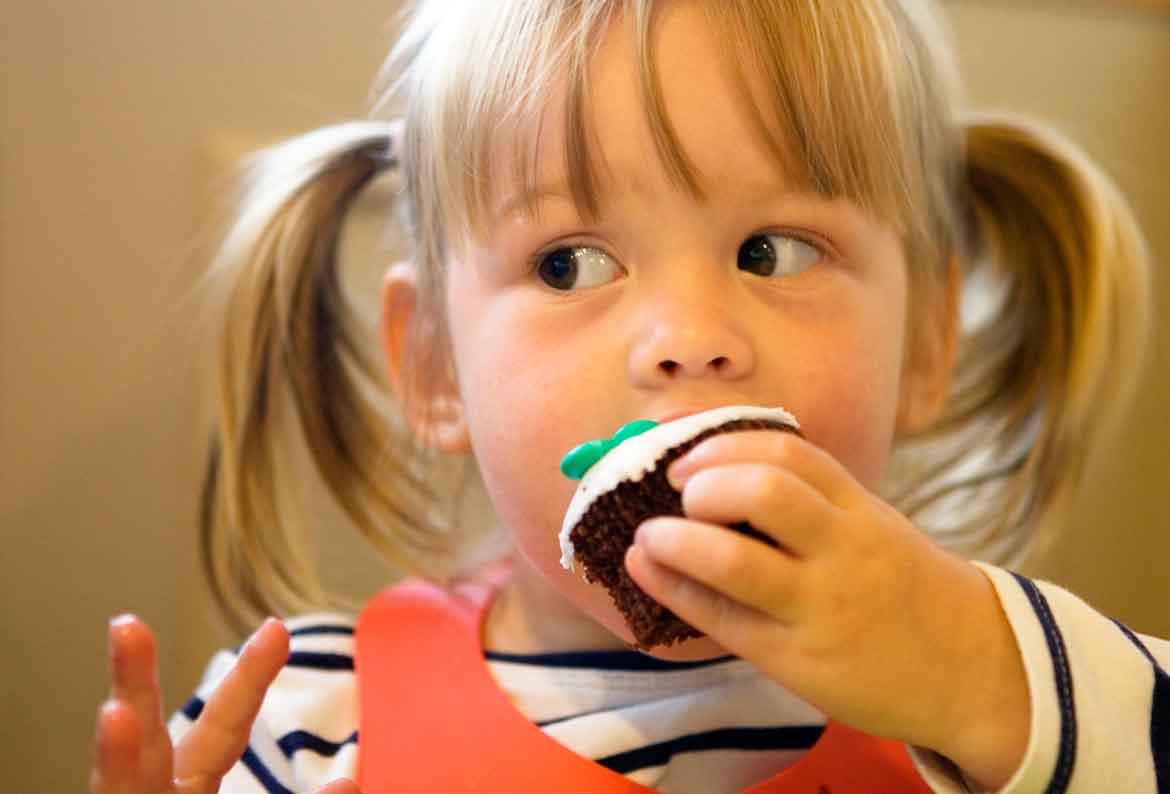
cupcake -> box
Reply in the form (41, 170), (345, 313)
(559, 405), (800, 649)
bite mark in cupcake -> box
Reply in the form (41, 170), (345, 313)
(559, 406), (801, 649)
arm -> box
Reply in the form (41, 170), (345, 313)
(629, 430), (1166, 794)
(911, 563), (1170, 793)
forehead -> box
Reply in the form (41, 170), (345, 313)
(487, 2), (805, 227)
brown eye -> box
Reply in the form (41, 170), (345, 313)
(737, 234), (822, 277)
(536, 245), (620, 291)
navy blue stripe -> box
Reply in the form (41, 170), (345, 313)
(537, 706), (627, 728)
(180, 695), (204, 721)
(1012, 573), (1077, 793)
(276, 729), (359, 759)
(241, 745), (293, 794)
(230, 624), (353, 656)
(286, 651), (354, 671)
(289, 624), (354, 638)
(178, 698), (295, 793)
(1111, 620), (1170, 793)
(597, 725), (824, 774)
(180, 696), (361, 762)
(177, 701), (293, 793)
(484, 649), (736, 671)
(223, 646), (353, 667)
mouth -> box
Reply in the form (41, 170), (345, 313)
(653, 406), (731, 425)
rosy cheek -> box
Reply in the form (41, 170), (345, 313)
(789, 371), (897, 489)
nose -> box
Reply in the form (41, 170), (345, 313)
(627, 281), (755, 385)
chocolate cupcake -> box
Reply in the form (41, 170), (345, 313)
(559, 406), (800, 649)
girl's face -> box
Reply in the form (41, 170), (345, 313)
(435, 4), (940, 658)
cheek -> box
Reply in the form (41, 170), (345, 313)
(453, 315), (591, 485)
(813, 358), (901, 490)
(445, 287), (596, 557)
(790, 286), (907, 490)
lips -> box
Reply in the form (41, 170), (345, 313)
(654, 407), (726, 424)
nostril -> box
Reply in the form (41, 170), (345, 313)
(657, 357), (732, 376)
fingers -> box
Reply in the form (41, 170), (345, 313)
(633, 517), (802, 621)
(97, 615), (175, 793)
(90, 699), (143, 794)
(315, 780), (363, 794)
(107, 616), (165, 742)
(668, 430), (852, 506)
(677, 463), (836, 558)
(173, 617), (289, 784)
(92, 616), (292, 794)
(625, 544), (786, 656)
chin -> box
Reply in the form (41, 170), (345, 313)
(598, 614), (732, 660)
(635, 635), (732, 661)
(586, 600), (732, 661)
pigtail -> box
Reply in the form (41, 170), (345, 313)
(900, 113), (1151, 564)
(198, 121), (457, 634)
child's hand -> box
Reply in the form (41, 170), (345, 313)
(625, 430), (1030, 790)
(90, 615), (361, 794)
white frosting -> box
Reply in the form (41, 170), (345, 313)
(558, 405), (799, 570)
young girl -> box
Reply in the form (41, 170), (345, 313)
(90, 1), (1167, 792)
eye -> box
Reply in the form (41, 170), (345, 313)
(737, 233), (823, 278)
(534, 245), (621, 291)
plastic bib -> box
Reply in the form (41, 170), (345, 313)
(356, 572), (933, 793)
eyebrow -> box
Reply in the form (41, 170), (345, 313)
(495, 176), (808, 224)
(494, 183), (574, 222)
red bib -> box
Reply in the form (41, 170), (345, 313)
(356, 572), (933, 793)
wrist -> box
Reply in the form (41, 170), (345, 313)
(933, 563), (1031, 790)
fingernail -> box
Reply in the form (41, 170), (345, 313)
(667, 457), (692, 490)
(244, 617), (276, 652)
(108, 615), (134, 660)
(634, 520), (658, 548)
(109, 614), (136, 631)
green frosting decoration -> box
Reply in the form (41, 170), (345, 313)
(560, 419), (659, 480)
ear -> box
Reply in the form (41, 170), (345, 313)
(380, 261), (472, 454)
(896, 257), (961, 435)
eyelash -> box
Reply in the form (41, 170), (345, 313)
(525, 229), (834, 278)
(755, 229), (835, 258)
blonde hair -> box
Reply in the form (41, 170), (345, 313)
(198, 0), (1151, 633)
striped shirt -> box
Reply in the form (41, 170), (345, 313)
(167, 563), (1170, 793)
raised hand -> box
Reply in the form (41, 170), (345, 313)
(89, 615), (360, 794)
(624, 430), (1030, 790)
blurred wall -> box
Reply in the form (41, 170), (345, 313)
(2, 2), (1167, 791)
(943, 0), (1170, 623)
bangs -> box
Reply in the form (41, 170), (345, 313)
(384, 0), (955, 267)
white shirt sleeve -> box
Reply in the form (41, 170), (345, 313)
(909, 562), (1169, 793)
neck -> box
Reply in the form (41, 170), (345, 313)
(483, 556), (628, 654)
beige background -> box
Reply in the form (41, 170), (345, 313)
(2, 3), (1167, 791)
